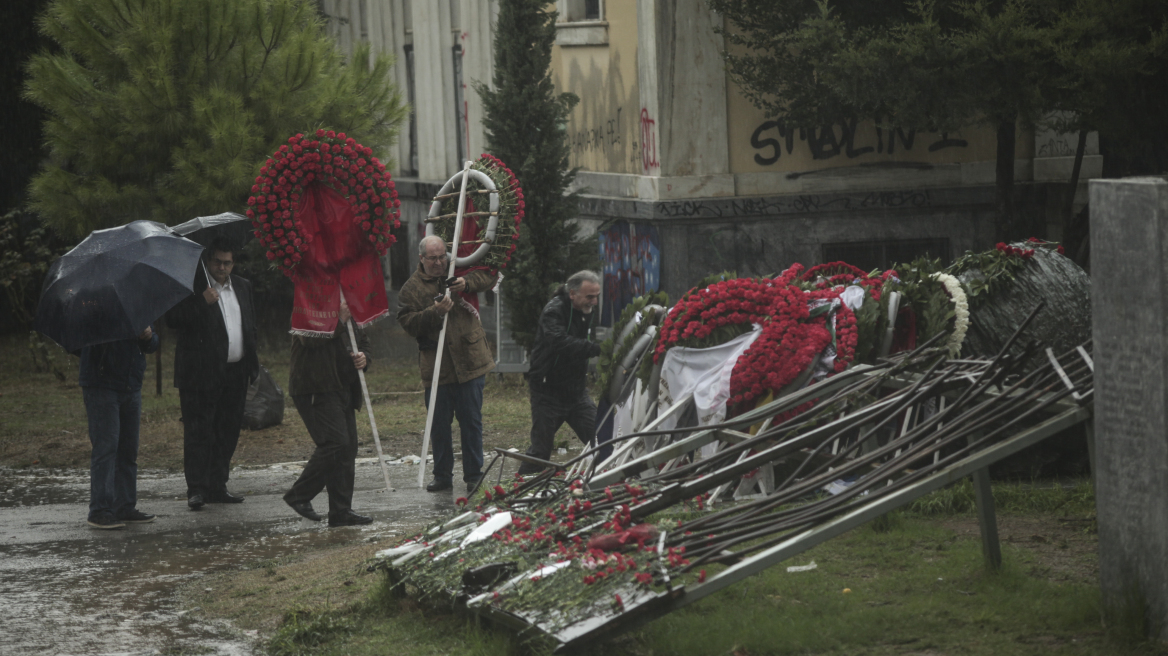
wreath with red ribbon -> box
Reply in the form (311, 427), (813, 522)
(246, 130), (401, 276)
(648, 264), (862, 415)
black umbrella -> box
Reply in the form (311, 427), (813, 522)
(35, 220), (205, 352)
(171, 212), (253, 250)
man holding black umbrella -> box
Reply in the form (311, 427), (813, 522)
(36, 219), (206, 528)
(166, 237), (259, 510)
(79, 326), (161, 529)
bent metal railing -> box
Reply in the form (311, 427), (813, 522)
(374, 324), (1094, 652)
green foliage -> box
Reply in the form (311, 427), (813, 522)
(852, 288), (887, 364)
(0, 0), (50, 214)
(1042, 0), (1168, 176)
(478, 0), (595, 352)
(0, 209), (66, 327)
(596, 291), (669, 402)
(23, 0), (406, 239)
(893, 257), (954, 347)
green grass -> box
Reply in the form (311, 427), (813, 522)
(268, 583), (527, 656)
(0, 330), (549, 469)
(253, 478), (1165, 656)
(643, 518), (1101, 656)
(906, 477), (1098, 517)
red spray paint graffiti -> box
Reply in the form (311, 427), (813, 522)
(640, 108), (659, 172)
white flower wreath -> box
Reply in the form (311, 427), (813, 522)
(931, 272), (970, 357)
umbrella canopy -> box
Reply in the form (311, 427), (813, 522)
(35, 220), (205, 352)
(171, 212), (253, 250)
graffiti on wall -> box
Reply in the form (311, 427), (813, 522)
(599, 221), (661, 326)
(640, 108), (660, 173)
(750, 118), (969, 165)
(572, 106), (624, 154)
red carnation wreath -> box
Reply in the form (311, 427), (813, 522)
(247, 129), (401, 277)
(649, 264), (863, 417)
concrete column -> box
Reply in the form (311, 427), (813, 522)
(411, 0), (457, 180)
(336, 0), (354, 53)
(653, 0), (729, 177)
(366, 0), (412, 173)
(1090, 176), (1168, 642)
(460, 0), (496, 161)
(636, 0), (662, 177)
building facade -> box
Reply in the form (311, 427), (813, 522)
(320, 0), (1098, 325)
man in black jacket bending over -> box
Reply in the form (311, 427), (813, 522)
(166, 237), (259, 509)
(517, 270), (602, 475)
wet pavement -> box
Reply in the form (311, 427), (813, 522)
(0, 458), (459, 655)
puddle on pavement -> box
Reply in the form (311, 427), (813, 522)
(0, 467), (450, 656)
(1, 467), (177, 508)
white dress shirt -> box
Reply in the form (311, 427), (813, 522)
(212, 276), (244, 363)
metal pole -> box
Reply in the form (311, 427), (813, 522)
(418, 160), (473, 487)
(155, 323), (162, 396)
(347, 319), (394, 495)
(971, 466), (1002, 568)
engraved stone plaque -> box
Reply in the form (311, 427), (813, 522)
(1090, 176), (1168, 641)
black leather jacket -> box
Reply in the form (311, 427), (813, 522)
(527, 286), (600, 397)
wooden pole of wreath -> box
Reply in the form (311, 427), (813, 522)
(345, 319), (395, 494)
(418, 159), (473, 488)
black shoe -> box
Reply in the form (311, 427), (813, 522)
(328, 510), (373, 527)
(207, 490), (244, 504)
(286, 499), (322, 522)
(465, 478), (482, 494)
(87, 513), (126, 530)
(187, 494), (205, 510)
(117, 509), (155, 523)
(425, 478), (453, 492)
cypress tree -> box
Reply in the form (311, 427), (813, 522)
(24, 0), (406, 239)
(478, 0), (595, 352)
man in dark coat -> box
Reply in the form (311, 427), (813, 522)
(283, 296), (374, 527)
(78, 326), (160, 529)
(517, 270), (602, 475)
(165, 238), (259, 509)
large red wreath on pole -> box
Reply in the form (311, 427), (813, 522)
(247, 130), (401, 336)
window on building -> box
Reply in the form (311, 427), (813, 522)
(555, 0), (607, 45)
(821, 238), (950, 272)
(559, 0), (603, 22)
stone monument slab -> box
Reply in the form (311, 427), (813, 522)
(1090, 176), (1168, 641)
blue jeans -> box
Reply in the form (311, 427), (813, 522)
(424, 375), (485, 484)
(82, 386), (141, 520)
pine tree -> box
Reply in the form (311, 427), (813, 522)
(24, 0), (406, 239)
(0, 0), (50, 216)
(477, 0), (595, 352)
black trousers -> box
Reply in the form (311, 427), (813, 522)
(180, 361), (249, 497)
(518, 385), (596, 475)
(285, 390), (358, 518)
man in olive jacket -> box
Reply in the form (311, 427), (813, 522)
(397, 235), (497, 492)
(283, 296), (373, 527)
(517, 270), (602, 475)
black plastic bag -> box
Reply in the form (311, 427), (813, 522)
(243, 365), (284, 430)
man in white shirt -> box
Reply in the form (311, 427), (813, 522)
(166, 237), (259, 510)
